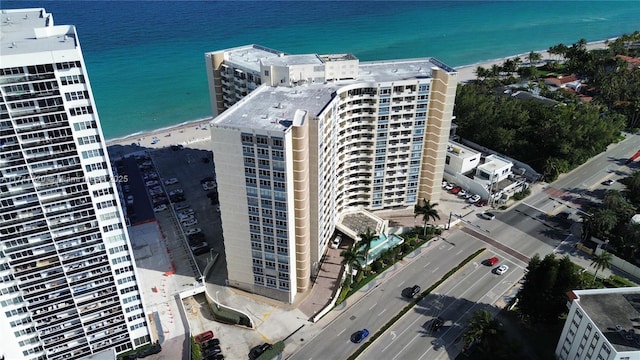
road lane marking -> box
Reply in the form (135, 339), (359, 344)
(423, 262), (431, 268)
(431, 266), (440, 273)
(378, 309), (387, 316)
(369, 303), (377, 310)
(397, 280), (405, 287)
(456, 249), (464, 256)
(337, 329), (346, 336)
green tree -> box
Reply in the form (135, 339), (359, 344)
(414, 198), (440, 236)
(340, 248), (363, 281)
(527, 51), (542, 65)
(358, 227), (377, 266)
(517, 254), (585, 323)
(590, 251), (612, 282)
(463, 309), (503, 354)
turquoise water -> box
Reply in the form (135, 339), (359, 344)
(4, 1), (640, 140)
(358, 233), (405, 265)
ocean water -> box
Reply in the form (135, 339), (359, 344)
(3, 0), (640, 140)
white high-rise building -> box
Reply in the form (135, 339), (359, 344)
(556, 287), (640, 360)
(207, 45), (457, 303)
(0, 8), (152, 359)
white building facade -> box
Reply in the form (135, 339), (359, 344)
(556, 287), (640, 360)
(209, 46), (457, 303)
(0, 8), (152, 359)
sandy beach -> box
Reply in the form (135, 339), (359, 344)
(105, 39), (612, 151)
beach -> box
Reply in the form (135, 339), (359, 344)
(106, 40), (610, 151)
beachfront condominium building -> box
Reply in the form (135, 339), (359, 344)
(207, 45), (457, 303)
(555, 287), (640, 360)
(0, 8), (152, 359)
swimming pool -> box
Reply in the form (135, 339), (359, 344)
(357, 233), (405, 266)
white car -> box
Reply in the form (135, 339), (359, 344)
(442, 181), (448, 189)
(126, 195), (134, 205)
(457, 189), (467, 197)
(153, 204), (167, 213)
(182, 219), (198, 227)
(468, 194), (481, 203)
(164, 177), (179, 185)
(178, 214), (194, 222)
(444, 183), (455, 191)
(169, 189), (184, 196)
(331, 235), (343, 249)
(495, 264), (509, 275)
(480, 211), (496, 220)
(185, 228), (202, 236)
(178, 209), (194, 217)
(145, 180), (159, 187)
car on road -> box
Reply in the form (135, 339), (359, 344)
(153, 204), (167, 213)
(195, 330), (214, 344)
(485, 257), (499, 266)
(350, 329), (370, 344)
(182, 219), (198, 227)
(164, 177), (179, 185)
(249, 343), (272, 360)
(603, 179), (615, 186)
(403, 285), (421, 298)
(429, 317), (445, 332)
(331, 234), (342, 249)
(495, 264), (509, 275)
(480, 211), (496, 220)
(185, 228), (202, 236)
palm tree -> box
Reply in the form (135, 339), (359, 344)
(340, 248), (363, 282)
(527, 51), (542, 65)
(358, 227), (377, 267)
(463, 309), (503, 354)
(414, 198), (440, 236)
(590, 251), (612, 282)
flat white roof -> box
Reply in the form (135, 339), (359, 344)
(210, 84), (338, 132)
(209, 44), (284, 72)
(263, 54), (323, 67)
(447, 140), (479, 159)
(0, 8), (78, 58)
(478, 154), (512, 172)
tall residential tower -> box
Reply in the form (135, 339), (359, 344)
(0, 8), (152, 359)
(207, 46), (457, 303)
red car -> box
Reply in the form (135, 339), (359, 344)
(485, 257), (499, 266)
(195, 330), (214, 344)
(450, 186), (462, 194)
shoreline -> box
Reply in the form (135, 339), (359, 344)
(106, 38), (613, 150)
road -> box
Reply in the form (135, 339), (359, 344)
(289, 233), (484, 360)
(359, 247), (524, 360)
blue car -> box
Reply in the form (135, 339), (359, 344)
(350, 329), (370, 343)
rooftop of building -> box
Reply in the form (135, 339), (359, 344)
(575, 287), (640, 352)
(0, 8), (78, 58)
(319, 53), (358, 62)
(263, 54), (323, 67)
(211, 44), (285, 72)
(357, 57), (455, 83)
(478, 154), (513, 172)
(447, 140), (479, 159)
(210, 83), (338, 131)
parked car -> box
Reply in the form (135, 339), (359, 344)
(145, 180), (159, 187)
(137, 343), (161, 358)
(202, 338), (220, 349)
(445, 183), (455, 191)
(178, 208), (194, 217)
(403, 285), (421, 298)
(350, 329), (370, 344)
(182, 219), (198, 227)
(457, 189), (467, 197)
(179, 215), (195, 223)
(603, 179), (615, 186)
(475, 199), (488, 207)
(185, 228), (202, 236)
(126, 195), (134, 206)
(442, 180), (448, 188)
(495, 264), (509, 275)
(331, 234), (343, 249)
(468, 194), (481, 203)
(485, 257), (499, 266)
(450, 186), (462, 195)
(171, 194), (186, 203)
(480, 211), (496, 220)
(174, 203), (190, 211)
(249, 343), (272, 360)
(195, 330), (214, 344)
(192, 244), (210, 255)
(164, 177), (179, 185)
(169, 189), (184, 196)
(153, 204), (167, 213)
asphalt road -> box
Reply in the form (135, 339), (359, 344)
(359, 247), (524, 360)
(289, 232), (484, 360)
